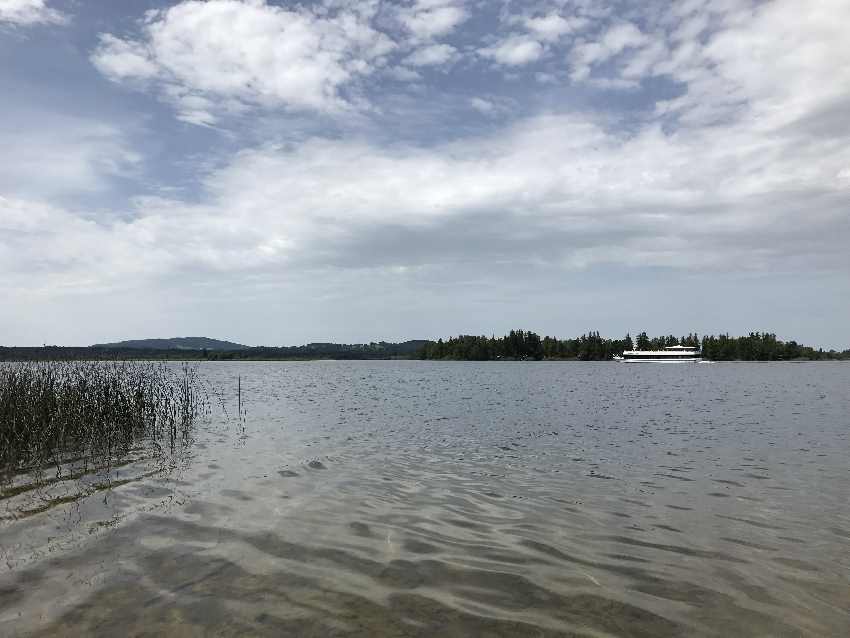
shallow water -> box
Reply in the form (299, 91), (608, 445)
(2, 361), (849, 636)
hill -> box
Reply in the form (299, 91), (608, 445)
(91, 337), (250, 351)
(0, 339), (430, 360)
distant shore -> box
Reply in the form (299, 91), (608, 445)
(2, 329), (848, 362)
(415, 330), (850, 362)
(1, 352), (847, 363)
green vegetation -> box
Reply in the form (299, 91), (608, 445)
(91, 337), (250, 351)
(417, 330), (850, 361)
(1, 334), (846, 363)
(0, 361), (207, 486)
(698, 332), (846, 361)
(0, 341), (429, 361)
(204, 341), (428, 360)
(417, 330), (630, 361)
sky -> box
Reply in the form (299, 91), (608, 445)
(1, 0), (848, 348)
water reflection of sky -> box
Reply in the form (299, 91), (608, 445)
(2, 362), (849, 636)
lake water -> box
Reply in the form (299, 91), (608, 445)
(1, 361), (849, 636)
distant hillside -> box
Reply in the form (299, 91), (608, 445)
(91, 337), (249, 351)
(2, 339), (430, 360)
(203, 340), (430, 360)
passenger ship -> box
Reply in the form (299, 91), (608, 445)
(614, 344), (702, 362)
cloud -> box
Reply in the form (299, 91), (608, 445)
(521, 12), (588, 42)
(384, 65), (422, 82)
(0, 196), (130, 294)
(404, 43), (457, 67)
(91, 0), (396, 124)
(569, 22), (648, 80)
(0, 0), (64, 25)
(467, 96), (513, 117)
(0, 114), (141, 200)
(480, 35), (544, 66)
(560, 0), (850, 136)
(468, 97), (495, 114)
(90, 34), (158, 80)
(655, 0), (850, 129)
(5, 0), (850, 345)
(620, 39), (668, 80)
(397, 0), (467, 41)
(5, 103), (848, 302)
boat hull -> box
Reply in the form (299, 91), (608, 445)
(616, 358), (702, 363)
(615, 346), (703, 362)
(614, 356), (703, 363)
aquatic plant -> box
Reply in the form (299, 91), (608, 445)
(0, 361), (208, 488)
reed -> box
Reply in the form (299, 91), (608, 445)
(0, 360), (208, 487)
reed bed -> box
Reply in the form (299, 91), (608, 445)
(0, 360), (208, 488)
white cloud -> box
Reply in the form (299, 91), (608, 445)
(587, 76), (639, 90)
(90, 34), (158, 80)
(671, 12), (709, 42)
(398, 0), (467, 41)
(522, 12), (588, 42)
(480, 35), (544, 67)
(563, 0), (850, 135)
(468, 97), (495, 114)
(534, 71), (558, 84)
(5, 0), (850, 344)
(5, 105), (848, 300)
(385, 65), (422, 82)
(570, 21), (648, 80)
(603, 22), (649, 52)
(467, 96), (513, 117)
(0, 197), (134, 294)
(0, 0), (64, 25)
(658, 0), (850, 129)
(620, 39), (668, 80)
(404, 43), (457, 67)
(0, 115), (141, 200)
(91, 0), (396, 123)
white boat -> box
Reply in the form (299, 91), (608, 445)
(614, 344), (702, 362)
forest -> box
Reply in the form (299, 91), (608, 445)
(0, 341), (428, 361)
(2, 334), (847, 362)
(416, 330), (850, 361)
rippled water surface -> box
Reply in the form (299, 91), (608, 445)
(2, 361), (849, 637)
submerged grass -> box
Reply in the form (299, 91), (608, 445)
(0, 360), (208, 491)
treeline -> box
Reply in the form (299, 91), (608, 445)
(2, 335), (847, 362)
(417, 330), (850, 361)
(699, 332), (844, 361)
(417, 331), (630, 361)
(0, 341), (429, 362)
(203, 341), (427, 360)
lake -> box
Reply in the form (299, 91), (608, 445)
(1, 361), (849, 636)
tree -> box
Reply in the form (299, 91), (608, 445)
(414, 329), (847, 362)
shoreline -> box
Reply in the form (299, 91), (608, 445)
(2, 357), (846, 363)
